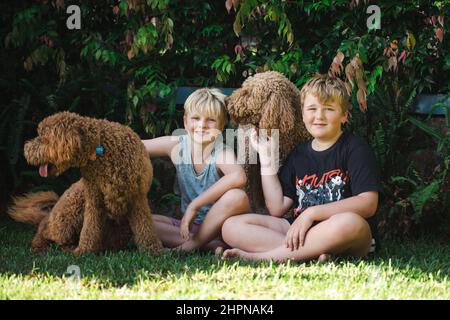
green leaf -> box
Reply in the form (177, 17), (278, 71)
(95, 50), (102, 60)
(167, 18), (174, 29)
(391, 176), (418, 188)
(408, 117), (447, 141)
(132, 95), (139, 107)
(445, 54), (450, 66)
(408, 181), (439, 221)
(367, 65), (383, 95)
(119, 0), (128, 14)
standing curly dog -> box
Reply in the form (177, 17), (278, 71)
(9, 112), (162, 255)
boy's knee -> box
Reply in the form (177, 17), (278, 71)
(220, 189), (249, 210)
(221, 215), (243, 241)
(330, 212), (370, 241)
(222, 215), (240, 231)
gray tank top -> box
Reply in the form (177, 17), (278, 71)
(176, 134), (222, 224)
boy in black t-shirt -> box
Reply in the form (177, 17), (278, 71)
(222, 74), (381, 262)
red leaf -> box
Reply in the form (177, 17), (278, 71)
(329, 51), (345, 77)
(357, 78), (367, 93)
(438, 16), (444, 27)
(389, 40), (398, 51)
(432, 16), (437, 25)
(357, 88), (367, 112)
(234, 44), (243, 55)
(127, 49), (135, 60)
(388, 56), (397, 72)
(434, 28), (444, 43)
(125, 31), (133, 46)
(166, 34), (173, 50)
(225, 0), (233, 13)
(329, 62), (340, 77)
(345, 63), (355, 83)
(398, 50), (407, 64)
(112, 6), (120, 15)
(336, 51), (345, 63)
(55, 0), (65, 10)
(344, 82), (353, 96)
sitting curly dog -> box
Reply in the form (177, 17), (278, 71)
(226, 71), (310, 213)
(9, 112), (162, 255)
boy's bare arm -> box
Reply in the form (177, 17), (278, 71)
(261, 174), (293, 217)
(189, 148), (246, 211)
(141, 136), (179, 159)
(306, 191), (378, 221)
(248, 127), (293, 217)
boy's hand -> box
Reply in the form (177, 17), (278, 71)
(249, 126), (278, 175)
(285, 209), (315, 250)
(180, 204), (198, 241)
(249, 127), (271, 162)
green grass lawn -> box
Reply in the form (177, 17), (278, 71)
(0, 216), (449, 300)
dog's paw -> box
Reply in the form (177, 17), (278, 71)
(31, 239), (49, 252)
(31, 244), (48, 252)
(71, 247), (86, 256)
(61, 245), (77, 253)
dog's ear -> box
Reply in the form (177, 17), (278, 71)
(226, 88), (249, 121)
(51, 126), (82, 163)
(259, 92), (295, 136)
(76, 120), (101, 162)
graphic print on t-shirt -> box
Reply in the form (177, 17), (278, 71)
(294, 169), (349, 218)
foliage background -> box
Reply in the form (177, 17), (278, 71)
(0, 0), (449, 240)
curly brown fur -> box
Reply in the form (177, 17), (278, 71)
(8, 191), (58, 225)
(10, 111), (162, 255)
(226, 71), (310, 213)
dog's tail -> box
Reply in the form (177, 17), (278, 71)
(8, 191), (59, 225)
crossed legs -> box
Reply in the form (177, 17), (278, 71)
(152, 189), (251, 253)
(221, 212), (372, 262)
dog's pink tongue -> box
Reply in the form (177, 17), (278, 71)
(39, 164), (48, 177)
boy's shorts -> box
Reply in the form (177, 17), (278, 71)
(170, 218), (201, 234)
(284, 216), (377, 254)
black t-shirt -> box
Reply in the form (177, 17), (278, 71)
(278, 132), (381, 237)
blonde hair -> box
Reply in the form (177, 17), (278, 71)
(184, 88), (228, 128)
(300, 74), (351, 114)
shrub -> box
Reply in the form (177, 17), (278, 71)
(1, 0), (448, 238)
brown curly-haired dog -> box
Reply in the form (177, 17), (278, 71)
(9, 112), (162, 255)
(226, 71), (310, 213)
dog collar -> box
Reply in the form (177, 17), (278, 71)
(95, 145), (104, 155)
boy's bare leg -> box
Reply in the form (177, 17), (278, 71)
(221, 213), (291, 252)
(178, 189), (251, 252)
(222, 212), (372, 262)
(200, 238), (229, 255)
(152, 214), (229, 251)
(152, 214), (185, 248)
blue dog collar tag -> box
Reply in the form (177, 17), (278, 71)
(95, 146), (104, 155)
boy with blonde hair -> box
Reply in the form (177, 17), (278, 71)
(222, 74), (380, 262)
(143, 88), (250, 253)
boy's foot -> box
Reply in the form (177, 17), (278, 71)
(164, 247), (180, 254)
(318, 253), (332, 263)
(214, 246), (224, 257)
(221, 248), (251, 260)
(178, 240), (199, 253)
